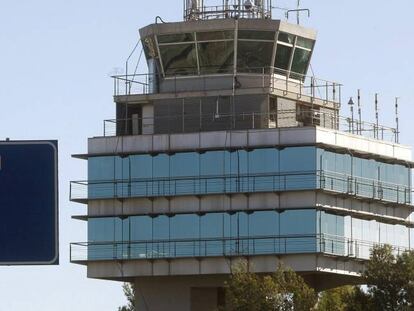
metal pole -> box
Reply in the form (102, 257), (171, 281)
(375, 93), (379, 139)
(357, 89), (362, 135)
(395, 97), (400, 143)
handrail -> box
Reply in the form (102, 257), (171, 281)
(69, 233), (411, 263)
(102, 109), (398, 143)
(111, 66), (342, 106)
(69, 170), (412, 205)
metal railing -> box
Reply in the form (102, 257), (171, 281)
(103, 109), (398, 143)
(112, 66), (342, 106)
(184, 4), (272, 21)
(70, 233), (410, 263)
(70, 170), (412, 205)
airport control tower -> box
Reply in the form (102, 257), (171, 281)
(70, 1), (414, 310)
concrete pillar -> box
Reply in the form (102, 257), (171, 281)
(134, 275), (226, 311)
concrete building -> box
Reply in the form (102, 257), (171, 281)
(70, 1), (413, 310)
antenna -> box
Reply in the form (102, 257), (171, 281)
(374, 93), (379, 139)
(357, 89), (362, 135)
(395, 97), (400, 143)
(348, 97), (355, 134)
(285, 0), (310, 25)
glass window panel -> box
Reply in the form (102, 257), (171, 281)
(159, 44), (198, 76)
(130, 216), (152, 241)
(153, 154), (169, 178)
(238, 30), (275, 41)
(352, 218), (363, 241)
(153, 216), (170, 240)
(130, 155), (152, 179)
(280, 210), (316, 253)
(296, 37), (314, 49)
(158, 33), (194, 44)
(229, 212), (249, 238)
(280, 147), (316, 172)
(88, 218), (115, 242)
(197, 31), (234, 41)
(290, 48), (311, 77)
(201, 151), (225, 176)
(88, 157), (115, 181)
(201, 213), (224, 256)
(237, 41), (274, 72)
(201, 213), (224, 238)
(171, 152), (199, 177)
(277, 32), (295, 44)
(171, 214), (199, 239)
(395, 225), (409, 248)
(280, 147), (316, 190)
(249, 211), (278, 236)
(198, 41), (234, 74)
(280, 210), (316, 235)
(248, 148), (278, 174)
(274, 44), (292, 71)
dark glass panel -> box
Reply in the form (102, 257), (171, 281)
(198, 41), (234, 74)
(274, 44), (292, 71)
(277, 32), (295, 44)
(197, 31), (234, 41)
(296, 37), (314, 50)
(290, 48), (311, 78)
(159, 44), (198, 76)
(157, 33), (194, 44)
(238, 30), (275, 41)
(237, 41), (274, 72)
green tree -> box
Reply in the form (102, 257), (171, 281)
(222, 261), (318, 311)
(363, 245), (410, 310)
(317, 286), (373, 311)
(318, 286), (354, 311)
(118, 283), (136, 311)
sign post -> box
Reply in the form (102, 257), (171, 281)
(0, 140), (59, 265)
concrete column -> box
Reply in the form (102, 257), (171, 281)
(134, 275), (226, 311)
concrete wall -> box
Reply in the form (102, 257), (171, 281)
(86, 254), (363, 291)
(88, 127), (412, 164)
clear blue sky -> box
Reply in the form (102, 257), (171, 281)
(0, 0), (412, 310)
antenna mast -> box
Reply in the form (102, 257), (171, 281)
(283, 0), (310, 24)
(395, 97), (400, 143)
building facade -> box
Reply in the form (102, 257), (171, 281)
(70, 1), (414, 310)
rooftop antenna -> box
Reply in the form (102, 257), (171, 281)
(357, 89), (362, 135)
(395, 97), (400, 143)
(285, 0), (310, 25)
(348, 97), (355, 134)
(375, 93), (379, 139)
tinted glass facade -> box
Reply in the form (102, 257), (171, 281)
(86, 147), (410, 204)
(86, 210), (413, 261)
(144, 30), (315, 77)
(87, 209), (317, 260)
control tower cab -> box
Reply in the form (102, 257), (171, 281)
(114, 0), (339, 137)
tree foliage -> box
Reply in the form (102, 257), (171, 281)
(118, 283), (136, 311)
(222, 261), (318, 311)
(363, 245), (414, 310)
(317, 286), (372, 311)
(319, 245), (414, 311)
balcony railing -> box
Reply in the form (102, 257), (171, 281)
(70, 233), (410, 263)
(184, 4), (273, 21)
(70, 170), (412, 205)
(112, 67), (342, 106)
(103, 109), (399, 143)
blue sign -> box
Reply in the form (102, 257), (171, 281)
(0, 141), (58, 265)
